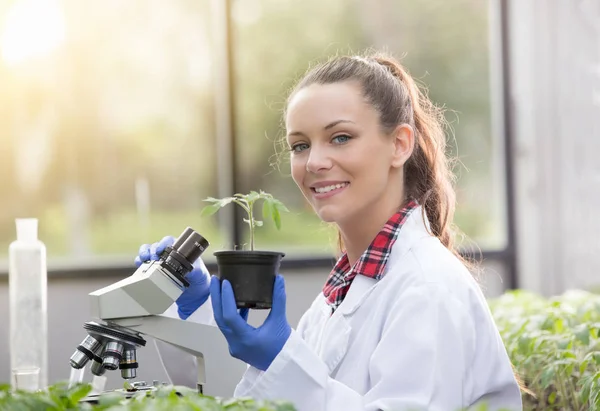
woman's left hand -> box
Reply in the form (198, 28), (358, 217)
(210, 274), (291, 371)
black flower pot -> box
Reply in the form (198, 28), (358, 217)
(214, 250), (285, 309)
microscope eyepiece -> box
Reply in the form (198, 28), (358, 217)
(171, 227), (195, 250)
(176, 231), (209, 264)
(160, 227), (209, 282)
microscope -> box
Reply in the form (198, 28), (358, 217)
(69, 227), (244, 396)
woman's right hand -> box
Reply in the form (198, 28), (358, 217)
(135, 235), (211, 320)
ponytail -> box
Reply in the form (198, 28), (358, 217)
(373, 55), (465, 266)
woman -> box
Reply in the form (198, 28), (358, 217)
(136, 52), (523, 411)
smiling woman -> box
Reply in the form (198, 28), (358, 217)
(199, 50), (524, 411)
(1, 0), (66, 66)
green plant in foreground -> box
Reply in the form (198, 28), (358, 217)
(0, 382), (518, 411)
(201, 190), (289, 251)
(489, 289), (600, 410)
(0, 382), (296, 411)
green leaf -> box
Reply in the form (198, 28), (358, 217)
(67, 383), (93, 404)
(203, 196), (223, 204)
(200, 203), (222, 217)
(575, 324), (591, 345)
(271, 204), (282, 230)
(583, 351), (600, 366)
(548, 391), (557, 404)
(580, 375), (593, 403)
(217, 197), (234, 208)
(272, 198), (290, 213)
(246, 191), (260, 202)
(554, 318), (564, 333)
(541, 365), (555, 389)
(517, 336), (532, 355)
(262, 198), (274, 222)
(580, 359), (589, 375)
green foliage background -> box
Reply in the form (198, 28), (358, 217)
(0, 0), (504, 261)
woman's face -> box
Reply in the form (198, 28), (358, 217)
(286, 81), (410, 225)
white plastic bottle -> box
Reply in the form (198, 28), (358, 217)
(8, 218), (48, 390)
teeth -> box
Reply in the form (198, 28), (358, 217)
(315, 183), (348, 194)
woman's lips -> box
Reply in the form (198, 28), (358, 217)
(311, 183), (349, 200)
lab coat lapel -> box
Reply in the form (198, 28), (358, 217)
(319, 275), (378, 374)
(318, 207), (432, 374)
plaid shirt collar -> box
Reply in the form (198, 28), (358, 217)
(322, 200), (419, 312)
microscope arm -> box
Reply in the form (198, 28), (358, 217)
(109, 314), (234, 392)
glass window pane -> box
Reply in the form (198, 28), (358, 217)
(232, 0), (506, 255)
(0, 0), (224, 262)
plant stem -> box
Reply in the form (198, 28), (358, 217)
(248, 199), (255, 251)
(232, 199), (252, 250)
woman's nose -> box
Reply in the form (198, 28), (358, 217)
(305, 146), (333, 173)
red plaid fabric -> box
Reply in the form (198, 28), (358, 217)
(322, 200), (419, 312)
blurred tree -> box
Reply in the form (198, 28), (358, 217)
(0, 0), (217, 255)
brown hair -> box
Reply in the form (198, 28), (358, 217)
(285, 51), (470, 268)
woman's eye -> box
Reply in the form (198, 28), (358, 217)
(332, 134), (351, 144)
(291, 143), (309, 153)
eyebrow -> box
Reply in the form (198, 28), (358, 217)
(287, 119), (356, 137)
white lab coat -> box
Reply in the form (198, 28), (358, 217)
(161, 207), (523, 411)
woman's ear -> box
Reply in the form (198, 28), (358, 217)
(391, 124), (415, 168)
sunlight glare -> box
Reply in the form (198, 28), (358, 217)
(1, 0), (66, 66)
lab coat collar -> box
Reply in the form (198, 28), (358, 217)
(335, 205), (432, 316)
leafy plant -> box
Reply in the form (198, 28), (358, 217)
(489, 289), (600, 410)
(200, 190), (289, 251)
(0, 382), (296, 411)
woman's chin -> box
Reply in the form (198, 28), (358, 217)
(315, 207), (342, 224)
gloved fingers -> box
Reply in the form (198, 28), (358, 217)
(221, 279), (252, 333)
(192, 256), (209, 272)
(210, 276), (225, 329)
(187, 269), (209, 287)
(134, 255), (143, 268)
(138, 243), (151, 262)
(188, 258), (210, 286)
(269, 274), (287, 319)
(150, 235), (175, 260)
(239, 308), (249, 322)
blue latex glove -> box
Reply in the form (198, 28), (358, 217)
(135, 235), (210, 320)
(210, 274), (291, 371)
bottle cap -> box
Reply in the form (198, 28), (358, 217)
(16, 218), (38, 242)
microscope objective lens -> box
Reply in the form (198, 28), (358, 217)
(90, 342), (106, 376)
(119, 348), (138, 379)
(91, 359), (106, 376)
(70, 335), (102, 369)
(102, 341), (125, 370)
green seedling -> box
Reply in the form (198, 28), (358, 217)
(200, 190), (289, 251)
